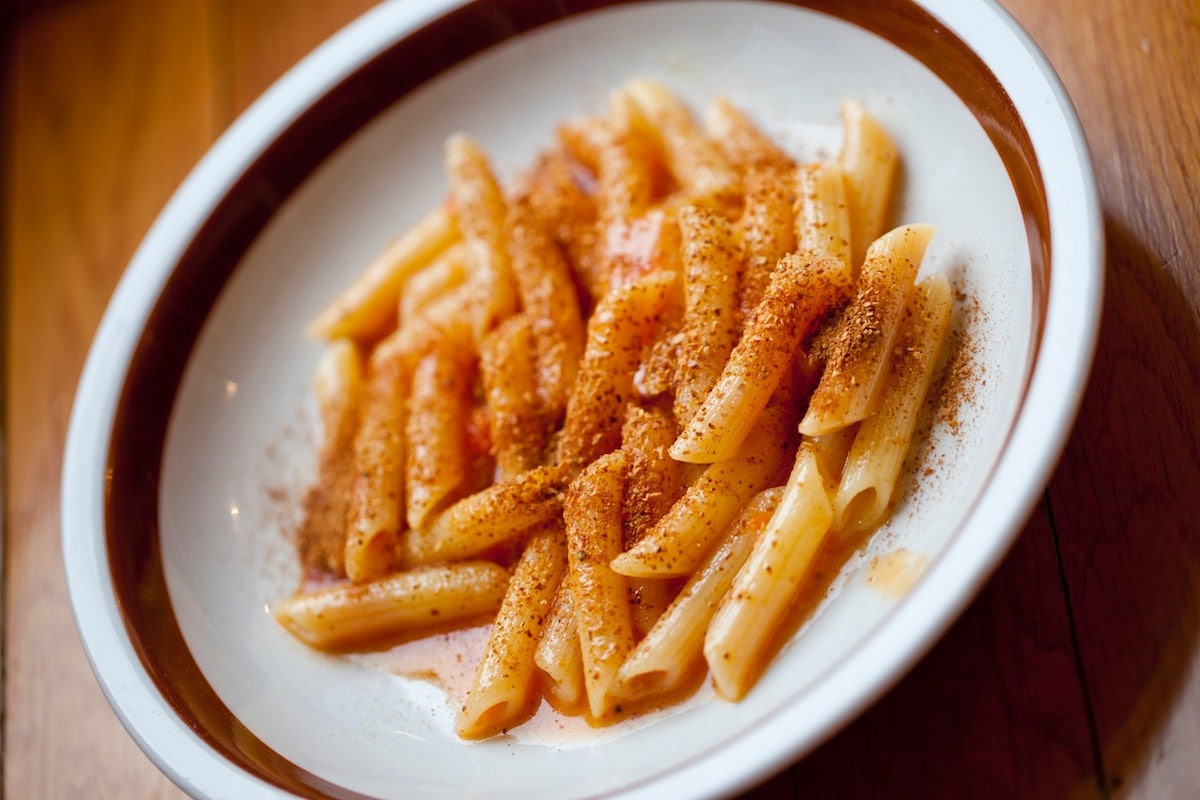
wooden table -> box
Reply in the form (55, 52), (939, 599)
(6, 1), (1198, 797)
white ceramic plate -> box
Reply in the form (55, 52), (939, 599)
(62, 1), (1101, 798)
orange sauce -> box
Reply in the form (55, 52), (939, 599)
(348, 624), (491, 699)
(864, 548), (929, 599)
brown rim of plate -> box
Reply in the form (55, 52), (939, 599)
(103, 1), (1049, 797)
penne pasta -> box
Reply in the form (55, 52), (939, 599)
(796, 161), (852, 272)
(616, 488), (782, 701)
(839, 101), (899, 268)
(401, 464), (568, 566)
(621, 403), (684, 637)
(479, 314), (549, 482)
(507, 197), (586, 418)
(621, 404), (683, 545)
(374, 283), (474, 375)
(633, 323), (682, 400)
(627, 579), (672, 644)
(557, 115), (607, 173)
(445, 134), (519, 340)
(835, 273), (952, 531)
(603, 206), (683, 293)
(564, 450), (634, 719)
(534, 580), (586, 713)
(595, 89), (660, 224)
(314, 338), (364, 414)
(673, 204), (742, 426)
(704, 443), (835, 700)
(405, 339), (477, 530)
(738, 161), (797, 327)
(807, 424), (860, 487)
(282, 83), (970, 738)
(799, 223), (934, 436)
(274, 562), (509, 651)
(458, 528), (568, 739)
(344, 346), (409, 582)
(671, 255), (849, 463)
(307, 203), (460, 342)
(613, 406), (794, 578)
(520, 147), (606, 308)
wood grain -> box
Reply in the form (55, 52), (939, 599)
(220, 0), (380, 121)
(5, 1), (215, 797)
(1002, 1), (1200, 797)
(773, 506), (1102, 799)
(4, 0), (1198, 798)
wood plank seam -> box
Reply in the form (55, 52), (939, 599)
(1044, 488), (1111, 798)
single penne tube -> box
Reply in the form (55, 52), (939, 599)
(704, 443), (835, 700)
(737, 161), (797, 327)
(565, 450), (634, 720)
(307, 203), (459, 342)
(596, 89), (659, 224)
(796, 161), (852, 273)
(507, 197), (586, 418)
(704, 96), (793, 172)
(344, 346), (410, 582)
(556, 269), (678, 471)
(799, 223), (934, 436)
(839, 101), (899, 268)
(405, 339), (477, 529)
(274, 561), (509, 651)
(673, 204), (742, 426)
(398, 242), (468, 324)
(624, 79), (740, 206)
(621, 403), (683, 545)
(835, 273), (952, 532)
(616, 488), (782, 701)
(621, 403), (684, 637)
(458, 527), (568, 739)
(671, 255), (849, 463)
(297, 339), (364, 577)
(401, 465), (568, 566)
(614, 406), (794, 578)
(534, 579), (586, 713)
(480, 314), (549, 482)
(445, 134), (519, 340)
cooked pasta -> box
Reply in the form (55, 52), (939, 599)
(281, 81), (965, 739)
